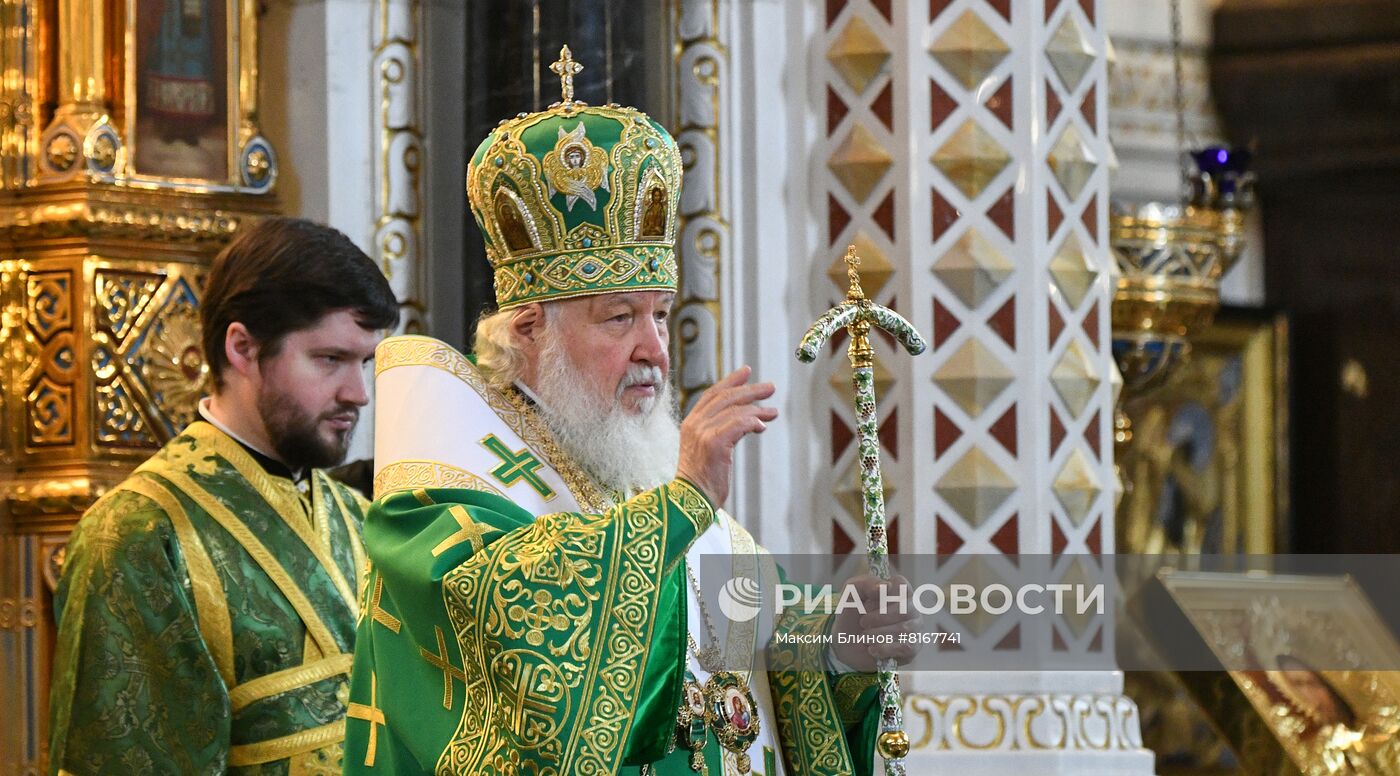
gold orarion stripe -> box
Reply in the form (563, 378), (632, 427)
(152, 466), (343, 657)
(227, 720), (346, 766)
(123, 477), (237, 688)
(228, 653), (355, 713)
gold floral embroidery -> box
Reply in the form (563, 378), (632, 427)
(160, 433), (219, 476)
(192, 424), (357, 609)
(833, 673), (880, 727)
(434, 487), (676, 774)
(321, 472), (368, 610)
(146, 465), (343, 656)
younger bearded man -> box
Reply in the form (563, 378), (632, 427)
(48, 217), (399, 774)
(348, 54), (917, 775)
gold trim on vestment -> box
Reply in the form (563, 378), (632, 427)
(374, 335), (613, 511)
(122, 476), (237, 688)
(374, 459), (505, 500)
(321, 472), (368, 614)
(833, 673), (881, 727)
(175, 422), (358, 611)
(228, 653), (356, 713)
(725, 513), (760, 676)
(143, 463), (343, 657)
(227, 720), (347, 766)
(669, 478), (712, 535)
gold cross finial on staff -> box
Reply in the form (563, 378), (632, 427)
(844, 244), (867, 302)
(550, 45), (584, 104)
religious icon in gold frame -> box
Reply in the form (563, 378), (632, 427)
(124, 0), (274, 190)
(131, 0), (231, 181)
(1119, 307), (1289, 556)
(1155, 571), (1400, 775)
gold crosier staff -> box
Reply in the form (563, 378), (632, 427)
(797, 246), (928, 775)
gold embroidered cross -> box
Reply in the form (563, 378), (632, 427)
(497, 660), (563, 734)
(431, 504), (495, 557)
(369, 574), (401, 634)
(520, 588), (566, 645)
(419, 625), (466, 709)
(347, 673), (386, 767)
(550, 45), (583, 104)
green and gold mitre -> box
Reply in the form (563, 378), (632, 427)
(467, 46), (682, 310)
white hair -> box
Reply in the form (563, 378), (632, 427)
(533, 321), (680, 493)
(471, 305), (557, 390)
(471, 301), (680, 493)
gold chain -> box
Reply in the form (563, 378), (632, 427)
(684, 562), (724, 670)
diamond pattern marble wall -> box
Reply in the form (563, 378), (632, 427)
(814, 0), (1116, 563)
(796, 0), (1147, 767)
(818, 0), (906, 557)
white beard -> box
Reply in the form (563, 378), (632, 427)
(532, 330), (681, 495)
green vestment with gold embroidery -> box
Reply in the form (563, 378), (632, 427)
(343, 336), (880, 775)
(47, 422), (370, 775)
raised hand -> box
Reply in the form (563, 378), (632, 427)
(675, 366), (778, 506)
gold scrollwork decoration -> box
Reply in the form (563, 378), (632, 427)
(373, 460), (504, 500)
(372, 0), (425, 334)
(672, 0), (729, 411)
(26, 273), (71, 341)
(27, 377), (72, 445)
(94, 271), (161, 342)
(0, 99), (32, 130)
(95, 381), (155, 448)
(907, 692), (1143, 752)
(39, 331), (76, 384)
(0, 201), (244, 243)
(2, 478), (113, 518)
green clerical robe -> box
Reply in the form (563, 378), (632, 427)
(345, 335), (880, 775)
(48, 421), (370, 776)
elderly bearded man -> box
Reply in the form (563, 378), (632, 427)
(48, 218), (398, 775)
(347, 55), (918, 776)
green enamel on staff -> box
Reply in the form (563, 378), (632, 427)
(797, 245), (928, 776)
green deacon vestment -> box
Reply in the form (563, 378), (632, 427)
(48, 421), (370, 776)
(344, 335), (881, 775)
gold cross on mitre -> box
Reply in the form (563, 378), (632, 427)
(347, 673), (387, 766)
(550, 45), (584, 105)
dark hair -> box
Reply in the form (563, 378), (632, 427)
(201, 217), (398, 388)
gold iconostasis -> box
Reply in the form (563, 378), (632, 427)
(1, 0), (276, 770)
